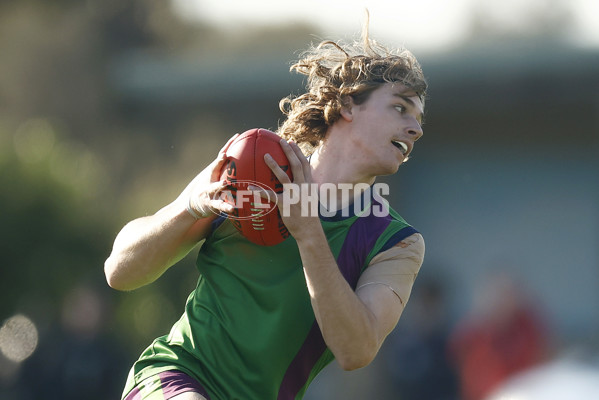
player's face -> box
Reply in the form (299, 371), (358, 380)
(344, 82), (424, 178)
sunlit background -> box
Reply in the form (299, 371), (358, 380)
(1, 1), (598, 399)
(173, 0), (599, 51)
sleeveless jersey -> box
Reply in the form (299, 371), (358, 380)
(123, 191), (418, 400)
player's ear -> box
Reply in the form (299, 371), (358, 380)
(339, 95), (354, 122)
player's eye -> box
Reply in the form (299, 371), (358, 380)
(394, 105), (406, 113)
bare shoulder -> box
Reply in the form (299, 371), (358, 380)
(369, 232), (425, 265)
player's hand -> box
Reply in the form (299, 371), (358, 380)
(261, 139), (321, 238)
(186, 134), (238, 219)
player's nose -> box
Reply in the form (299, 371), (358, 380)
(406, 117), (423, 141)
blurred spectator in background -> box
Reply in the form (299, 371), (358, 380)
(384, 275), (459, 400)
(16, 283), (128, 400)
(448, 269), (549, 400)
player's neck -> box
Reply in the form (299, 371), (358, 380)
(311, 151), (374, 212)
(310, 141), (376, 187)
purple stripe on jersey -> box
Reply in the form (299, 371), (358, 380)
(160, 370), (211, 399)
(277, 202), (392, 400)
(276, 321), (326, 400)
(124, 370), (211, 400)
(336, 206), (392, 289)
(123, 387), (141, 400)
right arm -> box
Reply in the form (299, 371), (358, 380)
(104, 135), (238, 291)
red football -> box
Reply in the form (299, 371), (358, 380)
(219, 128), (293, 246)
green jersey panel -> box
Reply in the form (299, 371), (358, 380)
(124, 191), (418, 400)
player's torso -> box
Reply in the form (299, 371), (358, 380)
(183, 217), (355, 398)
(136, 196), (413, 400)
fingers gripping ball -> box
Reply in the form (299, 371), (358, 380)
(219, 128), (293, 246)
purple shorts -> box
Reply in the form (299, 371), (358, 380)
(123, 370), (211, 400)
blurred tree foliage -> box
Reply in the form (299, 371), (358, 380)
(0, 0), (315, 376)
(0, 118), (107, 321)
(0, 0), (200, 358)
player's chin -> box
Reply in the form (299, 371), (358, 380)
(385, 160), (404, 175)
(373, 163), (402, 178)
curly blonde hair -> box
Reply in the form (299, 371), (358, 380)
(278, 25), (427, 154)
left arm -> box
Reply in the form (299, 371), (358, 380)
(265, 140), (424, 370)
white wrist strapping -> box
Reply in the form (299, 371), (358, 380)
(186, 195), (211, 220)
(186, 199), (202, 219)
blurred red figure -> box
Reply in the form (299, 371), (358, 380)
(449, 271), (548, 400)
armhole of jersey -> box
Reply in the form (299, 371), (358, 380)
(370, 225), (419, 261)
(210, 215), (227, 234)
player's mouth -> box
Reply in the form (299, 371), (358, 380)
(391, 140), (409, 156)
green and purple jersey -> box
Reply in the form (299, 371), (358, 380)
(123, 193), (417, 400)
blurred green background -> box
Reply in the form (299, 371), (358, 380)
(1, 1), (598, 399)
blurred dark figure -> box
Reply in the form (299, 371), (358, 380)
(16, 283), (128, 400)
(385, 276), (459, 400)
(448, 271), (548, 400)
